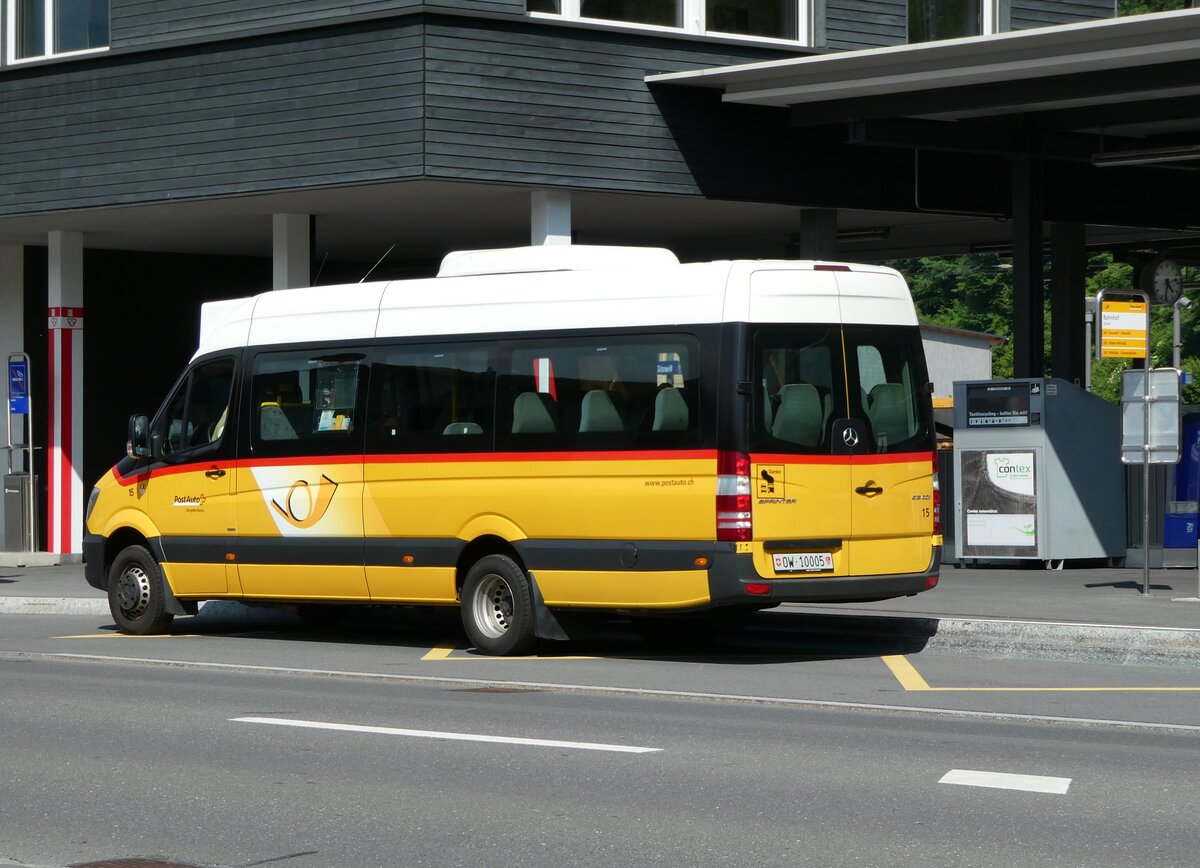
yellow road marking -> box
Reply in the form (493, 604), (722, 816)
(421, 639), (458, 661)
(422, 637), (597, 661)
(882, 654), (1200, 692)
(882, 655), (932, 690)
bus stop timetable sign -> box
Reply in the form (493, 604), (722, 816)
(8, 359), (28, 415)
(1099, 299), (1149, 359)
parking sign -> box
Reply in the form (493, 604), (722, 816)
(8, 359), (28, 415)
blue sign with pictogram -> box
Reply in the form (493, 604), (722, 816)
(8, 359), (29, 415)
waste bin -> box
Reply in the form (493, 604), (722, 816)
(3, 473), (34, 552)
(1163, 413), (1200, 566)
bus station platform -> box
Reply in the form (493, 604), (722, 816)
(2, 560), (1198, 667)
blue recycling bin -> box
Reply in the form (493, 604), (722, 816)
(1164, 413), (1200, 549)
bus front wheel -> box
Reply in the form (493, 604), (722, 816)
(108, 545), (175, 635)
(461, 555), (536, 656)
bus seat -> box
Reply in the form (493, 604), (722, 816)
(512, 392), (557, 434)
(653, 387), (689, 432)
(443, 421), (483, 436)
(260, 402), (299, 440)
(771, 383), (822, 447)
(580, 390), (623, 433)
(867, 383), (910, 446)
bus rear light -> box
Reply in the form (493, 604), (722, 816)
(932, 453), (942, 535)
(745, 582), (771, 596)
(925, 575), (939, 589)
(716, 451), (752, 542)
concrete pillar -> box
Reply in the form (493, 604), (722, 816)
(1011, 155), (1045, 379)
(273, 213), (311, 290)
(1050, 223), (1087, 386)
(47, 231), (84, 558)
(531, 191), (572, 246)
(0, 246), (24, 548)
(794, 209), (838, 260)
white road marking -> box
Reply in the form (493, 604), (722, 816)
(940, 769), (1071, 794)
(21, 652), (1200, 735)
(231, 716), (661, 754)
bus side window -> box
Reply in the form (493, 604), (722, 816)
(366, 344), (493, 454)
(248, 349), (368, 457)
(156, 356), (235, 458)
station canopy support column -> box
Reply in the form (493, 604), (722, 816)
(531, 190), (572, 246)
(273, 213), (312, 290)
(47, 230), (84, 559)
(1050, 223), (1088, 387)
(1011, 154), (1045, 379)
(794, 208), (838, 260)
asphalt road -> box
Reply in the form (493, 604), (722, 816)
(2, 610), (1199, 867)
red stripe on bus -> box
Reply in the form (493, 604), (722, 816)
(751, 451), (933, 466)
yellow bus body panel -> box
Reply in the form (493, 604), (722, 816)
(366, 566), (457, 603)
(364, 456), (714, 543)
(848, 455), (936, 576)
(534, 569), (710, 608)
(750, 458), (851, 578)
(232, 462), (369, 599)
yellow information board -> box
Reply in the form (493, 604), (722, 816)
(1099, 299), (1148, 359)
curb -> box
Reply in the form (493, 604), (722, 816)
(0, 598), (110, 616)
(796, 612), (1200, 668)
(4, 598), (1200, 668)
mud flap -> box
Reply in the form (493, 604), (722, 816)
(528, 572), (569, 641)
(160, 579), (198, 616)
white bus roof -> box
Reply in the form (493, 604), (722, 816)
(194, 246), (917, 360)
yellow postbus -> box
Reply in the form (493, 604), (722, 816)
(84, 245), (941, 654)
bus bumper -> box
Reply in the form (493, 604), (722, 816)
(707, 545), (941, 606)
(83, 532), (107, 590)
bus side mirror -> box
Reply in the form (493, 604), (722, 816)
(127, 414), (151, 460)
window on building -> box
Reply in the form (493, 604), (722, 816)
(580, 0), (683, 27)
(12, 0), (109, 60)
(707, 0), (796, 38)
(528, 0), (809, 41)
(908, 0), (980, 42)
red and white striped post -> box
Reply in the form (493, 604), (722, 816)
(47, 231), (84, 557)
(47, 306), (84, 556)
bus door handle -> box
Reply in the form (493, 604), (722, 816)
(205, 467), (227, 480)
(855, 483), (884, 497)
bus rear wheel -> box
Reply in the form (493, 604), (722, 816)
(461, 555), (536, 656)
(108, 545), (174, 635)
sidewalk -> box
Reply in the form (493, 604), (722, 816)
(2, 560), (1199, 665)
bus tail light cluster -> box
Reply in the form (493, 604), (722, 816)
(932, 452), (942, 535)
(717, 451), (752, 542)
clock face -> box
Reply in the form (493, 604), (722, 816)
(1154, 259), (1183, 304)
(1143, 258), (1183, 304)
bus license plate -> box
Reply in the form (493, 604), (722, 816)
(772, 552), (834, 573)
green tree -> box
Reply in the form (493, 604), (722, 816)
(1119, 0), (1187, 16)
(891, 252), (1200, 404)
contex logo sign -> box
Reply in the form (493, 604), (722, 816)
(986, 453), (1035, 497)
